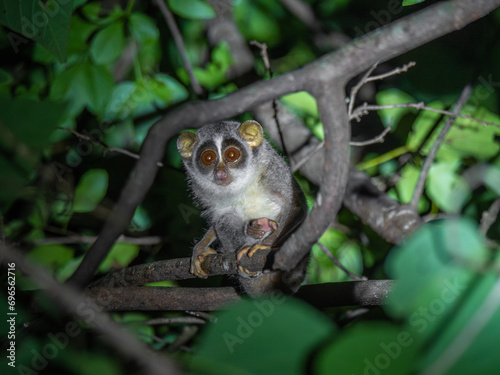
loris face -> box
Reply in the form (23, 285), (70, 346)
(177, 120), (264, 196)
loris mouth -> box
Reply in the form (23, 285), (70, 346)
(214, 169), (232, 186)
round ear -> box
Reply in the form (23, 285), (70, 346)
(239, 120), (264, 149)
(177, 131), (199, 159)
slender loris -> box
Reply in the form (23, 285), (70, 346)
(177, 120), (308, 296)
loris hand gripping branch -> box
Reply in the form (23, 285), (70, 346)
(177, 120), (308, 296)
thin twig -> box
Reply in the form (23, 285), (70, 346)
(480, 197), (500, 235)
(143, 317), (206, 325)
(350, 123), (392, 146)
(291, 124), (391, 172)
(317, 242), (366, 281)
(410, 84), (473, 209)
(348, 61), (416, 117)
(351, 102), (499, 128)
(59, 127), (164, 167)
(365, 61), (416, 83)
(348, 62), (379, 117)
(185, 310), (216, 321)
(291, 140), (323, 173)
(153, 0), (203, 96)
(33, 235), (163, 246)
(250, 40), (289, 157)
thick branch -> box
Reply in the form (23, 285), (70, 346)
(274, 82), (350, 271)
(68, 0), (500, 287)
(86, 281), (396, 311)
(89, 251), (270, 288)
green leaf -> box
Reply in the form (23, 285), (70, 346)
(0, 0), (73, 62)
(190, 298), (334, 375)
(385, 218), (500, 374)
(192, 42), (234, 89)
(281, 92), (319, 118)
(0, 96), (67, 149)
(0, 68), (13, 86)
(427, 161), (470, 213)
(0, 154), (30, 209)
(234, 0), (280, 46)
(29, 244), (75, 270)
(98, 242), (139, 273)
(51, 62), (114, 117)
(395, 163), (420, 204)
(73, 169), (109, 213)
(403, 0), (427, 5)
(104, 75), (187, 121)
(131, 205), (152, 231)
(407, 101), (444, 151)
(436, 106), (500, 161)
(129, 13), (159, 44)
(314, 323), (417, 375)
(67, 15), (98, 56)
(484, 165), (500, 195)
(385, 218), (490, 337)
(376, 89), (416, 128)
(90, 21), (126, 65)
(168, 0), (216, 20)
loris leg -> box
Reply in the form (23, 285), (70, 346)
(191, 227), (217, 279)
(237, 217), (278, 276)
(247, 217), (278, 240)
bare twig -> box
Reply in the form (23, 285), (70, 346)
(348, 62), (416, 118)
(143, 316), (206, 325)
(0, 245), (180, 375)
(250, 40), (288, 156)
(351, 102), (499, 128)
(317, 242), (365, 281)
(366, 61), (416, 83)
(348, 62), (379, 118)
(480, 197), (500, 235)
(153, 0), (203, 96)
(350, 124), (391, 147)
(410, 84), (473, 209)
(59, 127), (164, 167)
(291, 140), (323, 173)
(250, 40), (271, 71)
(33, 235), (163, 246)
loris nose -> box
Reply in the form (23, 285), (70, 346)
(215, 169), (228, 180)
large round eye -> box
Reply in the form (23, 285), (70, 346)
(201, 150), (217, 165)
(224, 147), (240, 163)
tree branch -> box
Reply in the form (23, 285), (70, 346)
(85, 280), (396, 311)
(67, 0), (500, 288)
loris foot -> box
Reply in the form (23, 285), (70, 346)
(237, 243), (271, 277)
(191, 246), (217, 279)
(247, 217), (278, 239)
